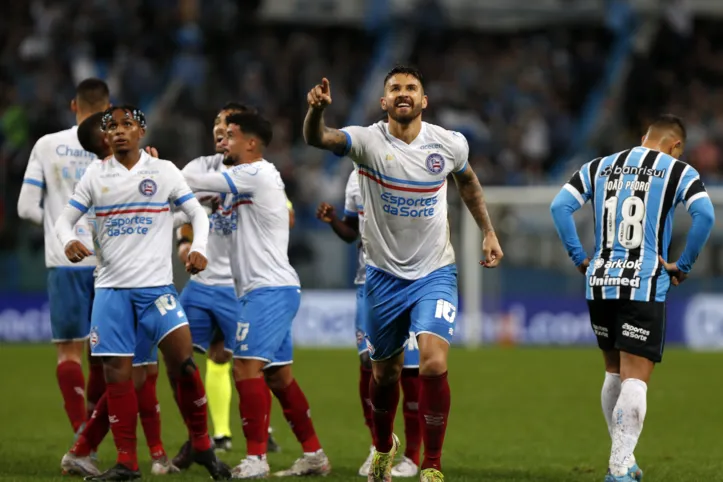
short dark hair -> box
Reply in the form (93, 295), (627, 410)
(649, 114), (686, 142)
(220, 102), (257, 114)
(100, 105), (147, 132)
(226, 112), (273, 147)
(77, 112), (107, 158)
(383, 65), (424, 89)
(76, 78), (110, 109)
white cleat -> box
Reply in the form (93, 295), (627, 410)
(391, 456), (418, 478)
(151, 456), (181, 475)
(274, 450), (331, 477)
(231, 456), (270, 479)
(61, 452), (102, 477)
(358, 446), (375, 476)
(368, 434), (401, 482)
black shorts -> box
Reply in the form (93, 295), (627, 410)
(587, 299), (666, 363)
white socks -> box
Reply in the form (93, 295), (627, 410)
(609, 378), (647, 476)
(601, 372), (622, 438)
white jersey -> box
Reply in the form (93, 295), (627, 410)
(57, 150), (209, 288)
(181, 154), (234, 286)
(343, 170), (366, 285)
(184, 159), (300, 297)
(19, 126), (97, 268)
(341, 121), (469, 280)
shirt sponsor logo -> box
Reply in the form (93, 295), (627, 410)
(105, 216), (153, 236)
(56, 145), (95, 159)
(380, 192), (437, 217)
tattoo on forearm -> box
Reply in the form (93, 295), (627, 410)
(457, 174), (494, 234)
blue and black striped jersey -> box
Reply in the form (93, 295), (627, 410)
(556, 146), (710, 302)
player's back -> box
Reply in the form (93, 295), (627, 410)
(340, 121), (469, 280)
(181, 154), (234, 286)
(582, 146), (704, 301)
(24, 127), (97, 267)
(75, 151), (192, 288)
(226, 159), (299, 296)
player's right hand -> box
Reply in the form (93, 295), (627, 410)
(186, 251), (207, 274)
(64, 240), (93, 263)
(659, 255), (688, 286)
(144, 146), (159, 158)
(316, 202), (336, 223)
(307, 78), (332, 110)
(577, 258), (590, 275)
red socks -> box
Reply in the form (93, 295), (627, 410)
(236, 377), (271, 456)
(71, 392), (109, 457)
(137, 372), (165, 458)
(57, 361), (86, 433)
(400, 368), (421, 465)
(419, 372), (450, 471)
(86, 361), (106, 420)
(271, 379), (322, 453)
(359, 366), (373, 438)
(370, 376), (400, 453)
(107, 380), (139, 471)
(176, 367), (211, 453)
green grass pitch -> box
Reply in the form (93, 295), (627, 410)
(0, 345), (721, 481)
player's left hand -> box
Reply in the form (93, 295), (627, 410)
(659, 255), (688, 286)
(186, 251), (207, 274)
(577, 258), (590, 275)
(144, 146), (159, 157)
(481, 232), (503, 268)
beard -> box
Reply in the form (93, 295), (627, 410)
(222, 153), (237, 166)
(387, 103), (423, 124)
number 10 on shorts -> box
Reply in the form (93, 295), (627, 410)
(434, 300), (456, 323)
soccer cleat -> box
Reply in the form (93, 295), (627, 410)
(61, 452), (102, 477)
(213, 435), (233, 453)
(392, 456), (419, 477)
(368, 433), (400, 482)
(231, 455), (270, 479)
(273, 450), (331, 476)
(171, 440), (193, 471)
(194, 448), (232, 480)
(151, 455), (181, 475)
(604, 464), (644, 482)
(268, 427), (281, 453)
(83, 463), (140, 481)
(358, 446), (375, 476)
(419, 468), (444, 482)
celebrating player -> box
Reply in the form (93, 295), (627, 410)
(303, 66), (503, 482)
(60, 112), (178, 477)
(316, 170), (421, 478)
(17, 78), (110, 437)
(183, 111), (330, 478)
(172, 103), (284, 469)
(550, 114), (715, 482)
(54, 106), (229, 480)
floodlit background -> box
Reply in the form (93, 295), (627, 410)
(1, 1), (723, 480)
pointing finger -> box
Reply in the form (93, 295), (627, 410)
(321, 78), (330, 93)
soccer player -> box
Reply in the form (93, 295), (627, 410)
(54, 106), (229, 481)
(17, 78), (110, 437)
(550, 114), (715, 482)
(183, 111), (330, 478)
(316, 170), (421, 477)
(303, 66), (504, 482)
(60, 112), (178, 477)
(171, 103), (285, 470)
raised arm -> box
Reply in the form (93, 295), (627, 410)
(452, 167), (503, 267)
(303, 78), (350, 156)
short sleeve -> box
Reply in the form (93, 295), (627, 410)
(675, 165), (709, 210)
(450, 131), (469, 174)
(168, 163), (196, 207)
(343, 171), (359, 217)
(69, 163), (95, 213)
(562, 162), (593, 208)
(339, 125), (374, 164)
(23, 138), (47, 189)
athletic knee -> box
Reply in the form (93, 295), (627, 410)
(419, 353), (447, 376)
(179, 357), (198, 378)
(264, 366), (293, 392)
(56, 341), (84, 364)
(359, 351), (372, 370)
(209, 349), (232, 365)
(602, 349), (621, 374)
(102, 357), (133, 384)
(233, 358), (264, 381)
(373, 361), (403, 386)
